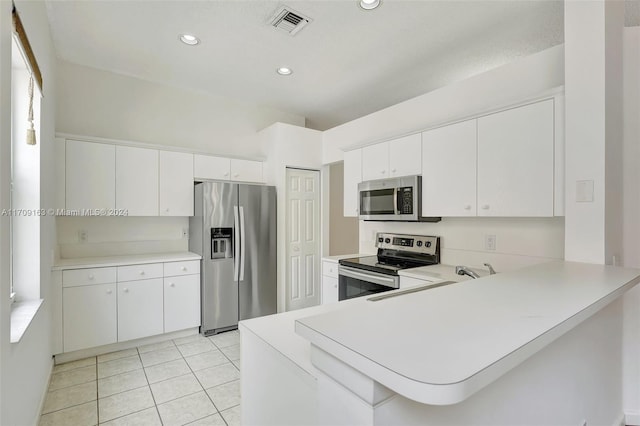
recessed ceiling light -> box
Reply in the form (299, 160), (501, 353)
(179, 34), (200, 46)
(277, 67), (293, 76)
(359, 0), (380, 10)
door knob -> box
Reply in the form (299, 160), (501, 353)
(170, 283), (175, 287)
(124, 288), (129, 293)
(293, 246), (300, 252)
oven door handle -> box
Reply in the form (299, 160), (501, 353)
(339, 267), (399, 288)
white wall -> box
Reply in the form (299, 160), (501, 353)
(56, 60), (305, 158)
(322, 44), (564, 164)
(623, 26), (640, 423)
(0, 1), (58, 425)
(259, 123), (323, 312)
(360, 218), (565, 272)
(56, 216), (188, 259)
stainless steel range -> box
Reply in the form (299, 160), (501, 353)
(338, 233), (440, 301)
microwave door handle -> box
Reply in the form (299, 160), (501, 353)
(394, 187), (400, 215)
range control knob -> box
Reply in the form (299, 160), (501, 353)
(385, 238), (391, 244)
(416, 241), (423, 247)
(426, 241), (432, 248)
(378, 237), (384, 243)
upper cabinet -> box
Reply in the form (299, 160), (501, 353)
(388, 134), (422, 178)
(116, 146), (159, 216)
(361, 134), (422, 182)
(159, 151), (194, 216)
(66, 140), (115, 211)
(422, 120), (477, 217)
(477, 99), (554, 217)
(230, 159), (263, 183)
(194, 155), (231, 181)
(421, 98), (556, 218)
(194, 155), (263, 183)
(343, 149), (362, 217)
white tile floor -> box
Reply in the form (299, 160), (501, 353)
(40, 330), (241, 426)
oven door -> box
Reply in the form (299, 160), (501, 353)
(338, 266), (399, 301)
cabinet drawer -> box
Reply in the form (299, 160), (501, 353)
(164, 260), (200, 277)
(117, 263), (163, 282)
(322, 261), (338, 279)
(63, 267), (117, 287)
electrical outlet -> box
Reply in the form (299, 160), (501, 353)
(485, 234), (496, 251)
(78, 229), (88, 243)
(182, 228), (188, 238)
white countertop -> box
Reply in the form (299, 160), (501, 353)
(52, 252), (202, 270)
(295, 261), (640, 405)
(322, 254), (365, 263)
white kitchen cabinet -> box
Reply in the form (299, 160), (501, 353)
(343, 149), (362, 217)
(63, 283), (117, 352)
(477, 99), (554, 217)
(117, 278), (164, 342)
(159, 151), (194, 216)
(422, 120), (477, 217)
(65, 140), (115, 212)
(322, 260), (339, 304)
(194, 155), (231, 181)
(164, 274), (200, 333)
(116, 146), (159, 216)
(361, 143), (390, 181)
(389, 134), (422, 178)
(230, 158), (263, 183)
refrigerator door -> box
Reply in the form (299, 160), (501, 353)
(200, 181), (240, 335)
(238, 184), (277, 321)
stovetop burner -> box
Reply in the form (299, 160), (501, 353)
(339, 233), (440, 276)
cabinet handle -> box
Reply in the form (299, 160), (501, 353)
(170, 283), (175, 287)
(481, 204), (490, 210)
(124, 288), (129, 293)
(464, 205), (471, 210)
(381, 170), (386, 174)
(234, 173), (239, 178)
(391, 168), (397, 173)
(333, 284), (337, 288)
(88, 274), (95, 280)
(181, 266), (187, 271)
(165, 208), (170, 213)
(140, 271), (145, 275)
(224, 172), (229, 177)
(106, 290), (112, 295)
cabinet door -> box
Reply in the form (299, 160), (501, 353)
(194, 155), (231, 181)
(63, 283), (117, 352)
(343, 149), (362, 217)
(116, 146), (159, 216)
(230, 159), (263, 183)
(164, 274), (201, 333)
(361, 143), (390, 181)
(477, 99), (554, 217)
(159, 151), (194, 216)
(322, 276), (338, 304)
(389, 134), (422, 177)
(118, 278), (164, 341)
(422, 120), (477, 217)
(66, 140), (115, 211)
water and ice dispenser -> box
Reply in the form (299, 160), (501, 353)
(211, 227), (233, 259)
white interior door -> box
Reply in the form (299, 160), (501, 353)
(286, 168), (321, 311)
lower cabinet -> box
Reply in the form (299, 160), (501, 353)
(164, 274), (200, 333)
(61, 260), (201, 353)
(118, 278), (164, 342)
(322, 260), (339, 304)
(63, 283), (117, 352)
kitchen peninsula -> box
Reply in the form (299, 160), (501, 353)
(240, 261), (640, 425)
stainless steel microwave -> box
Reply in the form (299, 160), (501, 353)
(358, 175), (440, 222)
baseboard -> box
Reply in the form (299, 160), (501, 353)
(53, 327), (199, 364)
(626, 409), (640, 425)
(34, 357), (55, 424)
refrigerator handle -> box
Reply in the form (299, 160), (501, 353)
(233, 206), (240, 282)
(239, 206), (246, 282)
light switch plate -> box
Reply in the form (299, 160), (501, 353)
(576, 180), (594, 202)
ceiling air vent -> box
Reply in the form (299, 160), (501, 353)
(269, 6), (312, 36)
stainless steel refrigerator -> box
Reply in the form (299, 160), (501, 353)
(190, 181), (277, 336)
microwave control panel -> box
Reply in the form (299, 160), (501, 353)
(397, 187), (413, 214)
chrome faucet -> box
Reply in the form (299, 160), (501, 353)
(484, 263), (497, 275)
(455, 265), (480, 279)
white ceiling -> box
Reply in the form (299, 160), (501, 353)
(42, 1), (633, 131)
